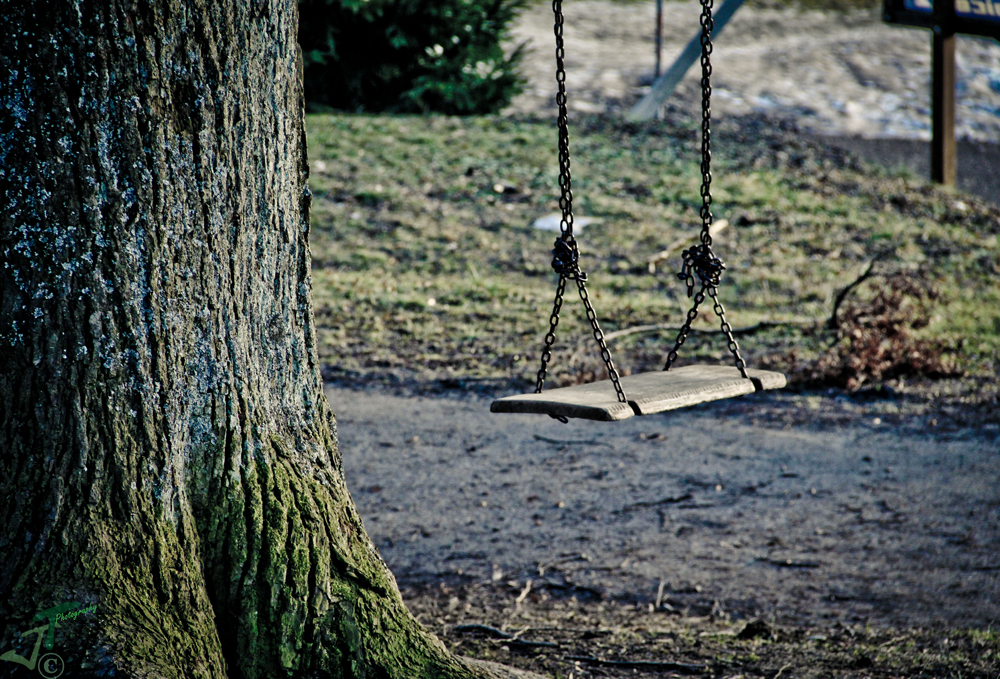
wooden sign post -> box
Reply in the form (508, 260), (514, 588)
(884, 0), (1000, 186)
(931, 29), (956, 185)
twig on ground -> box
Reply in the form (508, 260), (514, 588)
(879, 635), (910, 648)
(453, 624), (513, 639)
(827, 250), (894, 330)
(603, 323), (674, 342)
(647, 220), (729, 273)
(515, 580), (532, 605)
(603, 320), (811, 344)
(539, 580), (603, 598)
(618, 493), (693, 512)
(452, 624), (560, 649)
(537, 553), (591, 577)
(728, 320), (813, 337)
(566, 655), (705, 674)
(533, 434), (610, 447)
(760, 557), (821, 568)
(510, 639), (559, 649)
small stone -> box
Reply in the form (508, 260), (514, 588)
(737, 618), (773, 640)
(532, 213), (602, 232)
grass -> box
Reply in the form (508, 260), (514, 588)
(537, 0), (883, 12)
(305, 113), (1000, 397)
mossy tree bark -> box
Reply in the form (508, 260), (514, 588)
(0, 2), (522, 678)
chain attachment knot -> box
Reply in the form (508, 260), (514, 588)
(551, 237), (588, 281)
(677, 242), (725, 296)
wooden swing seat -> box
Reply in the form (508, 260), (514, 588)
(490, 364), (786, 422)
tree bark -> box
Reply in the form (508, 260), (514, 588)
(0, 2), (525, 678)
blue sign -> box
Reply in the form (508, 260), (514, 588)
(886, 0), (1000, 37)
(904, 0), (1000, 22)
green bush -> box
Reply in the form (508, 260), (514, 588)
(298, 0), (529, 114)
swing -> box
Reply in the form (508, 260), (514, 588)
(491, 0), (785, 422)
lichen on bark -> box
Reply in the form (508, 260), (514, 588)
(0, 2), (522, 678)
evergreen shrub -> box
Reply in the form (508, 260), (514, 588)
(299, 0), (529, 114)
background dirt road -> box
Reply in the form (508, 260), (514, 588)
(507, 0), (1000, 202)
(508, 0), (1000, 141)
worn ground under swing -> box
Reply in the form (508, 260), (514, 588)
(328, 384), (1000, 676)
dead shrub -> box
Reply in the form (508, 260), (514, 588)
(768, 272), (962, 390)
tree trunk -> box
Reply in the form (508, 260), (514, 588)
(0, 3), (529, 678)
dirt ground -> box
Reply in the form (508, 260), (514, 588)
(506, 0), (1000, 142)
(327, 385), (1000, 634)
(507, 0), (1000, 204)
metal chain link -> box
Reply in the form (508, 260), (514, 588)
(535, 275), (567, 393)
(575, 277), (627, 403)
(534, 0), (627, 404)
(664, 0), (748, 378)
(709, 287), (748, 377)
(698, 0), (715, 245)
(664, 289), (706, 370)
(552, 0), (574, 239)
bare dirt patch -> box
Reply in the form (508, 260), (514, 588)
(327, 384), (1000, 674)
(329, 386), (999, 630)
(507, 0), (1000, 142)
(507, 0), (1000, 204)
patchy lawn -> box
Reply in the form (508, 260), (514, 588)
(306, 113), (1000, 411)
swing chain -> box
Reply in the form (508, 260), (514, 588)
(551, 238), (586, 280)
(536, 275), (567, 394)
(677, 243), (725, 296)
(534, 272), (627, 405)
(553, 0), (574, 239)
(575, 277), (627, 404)
(698, 0), (715, 245)
(664, 287), (706, 370)
(534, 0), (627, 406)
(710, 286), (748, 377)
(664, 0), (748, 378)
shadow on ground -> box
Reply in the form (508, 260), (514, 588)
(817, 136), (1000, 206)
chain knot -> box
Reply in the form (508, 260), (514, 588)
(677, 243), (725, 297)
(551, 237), (587, 280)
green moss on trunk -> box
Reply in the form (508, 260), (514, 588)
(0, 2), (513, 678)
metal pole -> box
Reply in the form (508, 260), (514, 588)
(655, 0), (664, 78)
(931, 28), (956, 186)
(629, 0), (747, 122)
